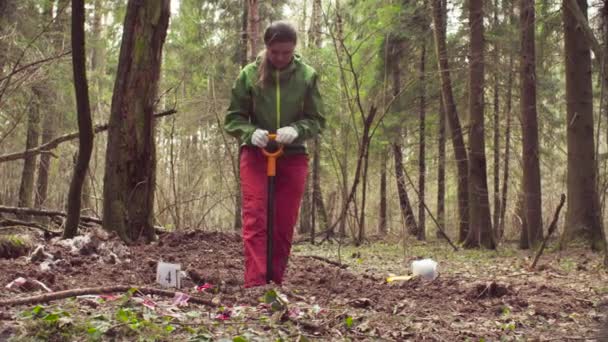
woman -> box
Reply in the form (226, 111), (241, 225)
(224, 21), (325, 288)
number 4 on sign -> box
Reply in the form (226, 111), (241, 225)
(156, 261), (181, 289)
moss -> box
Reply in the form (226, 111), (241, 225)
(148, 2), (162, 26)
(0, 235), (32, 259)
(133, 35), (147, 66)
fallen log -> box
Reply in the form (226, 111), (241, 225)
(0, 218), (61, 236)
(0, 205), (102, 224)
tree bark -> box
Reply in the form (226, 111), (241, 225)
(499, 0), (516, 240)
(431, 0), (470, 242)
(418, 39), (426, 241)
(308, 0), (322, 48)
(356, 141), (370, 245)
(299, 171), (312, 234)
(379, 147), (388, 235)
(436, 94), (446, 239)
(336, 2), (347, 238)
(247, 0), (260, 60)
(35, 108), (54, 209)
(393, 142), (418, 236)
(492, 0), (501, 234)
(388, 32), (418, 237)
(517, 190), (529, 249)
(64, 0), (94, 239)
(102, 0), (171, 243)
(313, 144), (328, 231)
(436, 0), (447, 240)
(240, 0), (249, 67)
(463, 0), (495, 249)
(561, 0), (605, 251)
(17, 87), (42, 216)
(520, 0), (543, 247)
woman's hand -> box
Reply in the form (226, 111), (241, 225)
(252, 129), (269, 148)
(276, 126), (298, 144)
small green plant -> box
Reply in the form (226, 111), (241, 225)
(345, 316), (354, 329)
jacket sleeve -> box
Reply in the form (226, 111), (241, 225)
(290, 72), (326, 142)
(224, 69), (257, 144)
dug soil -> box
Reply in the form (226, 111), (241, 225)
(0, 230), (606, 341)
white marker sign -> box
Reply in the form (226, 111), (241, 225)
(156, 261), (181, 288)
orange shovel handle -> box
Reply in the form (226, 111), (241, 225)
(261, 134), (284, 176)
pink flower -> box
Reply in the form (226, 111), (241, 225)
(215, 311), (231, 320)
(196, 283), (214, 292)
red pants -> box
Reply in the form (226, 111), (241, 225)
(240, 146), (308, 287)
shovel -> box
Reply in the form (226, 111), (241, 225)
(261, 133), (284, 283)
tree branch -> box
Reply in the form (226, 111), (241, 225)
(0, 285), (216, 307)
(0, 109), (176, 164)
(0, 51), (72, 83)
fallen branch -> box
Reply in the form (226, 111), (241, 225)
(530, 194), (566, 270)
(0, 109), (176, 163)
(0, 285), (216, 307)
(402, 166), (459, 251)
(0, 218), (61, 236)
(0, 205), (102, 224)
(300, 255), (348, 269)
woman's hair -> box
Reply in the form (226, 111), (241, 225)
(258, 21), (297, 86)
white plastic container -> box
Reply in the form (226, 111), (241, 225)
(411, 259), (438, 280)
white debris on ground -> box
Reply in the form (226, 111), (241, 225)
(25, 227), (132, 269)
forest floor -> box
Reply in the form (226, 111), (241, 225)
(0, 228), (606, 341)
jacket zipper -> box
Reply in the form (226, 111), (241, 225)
(276, 70), (281, 131)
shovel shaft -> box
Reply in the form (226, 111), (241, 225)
(266, 176), (276, 283)
(263, 133), (283, 284)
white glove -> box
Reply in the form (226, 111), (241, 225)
(276, 126), (298, 144)
(251, 129), (269, 148)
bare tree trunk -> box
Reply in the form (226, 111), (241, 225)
(436, 0), (447, 240)
(463, 0), (495, 249)
(313, 149), (328, 230)
(169, 117), (180, 230)
(232, 0), (248, 230)
(418, 39), (427, 241)
(561, 0), (604, 251)
(102, 1), (170, 243)
(393, 142), (418, 236)
(436, 95), (446, 239)
(35, 109), (54, 209)
(357, 145), (370, 245)
(247, 0), (260, 60)
(241, 0), (249, 67)
(308, 0), (321, 48)
(517, 190), (529, 249)
(309, 1), (325, 242)
(335, 2), (347, 238)
(0, 1), (17, 72)
(388, 32), (418, 237)
(64, 0), (94, 238)
(520, 0), (543, 247)
(379, 148), (388, 235)
(17, 86), (42, 218)
(431, 0), (469, 242)
(300, 169), (312, 235)
(492, 0), (501, 233)
(602, 0), (608, 267)
(499, 0), (516, 240)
